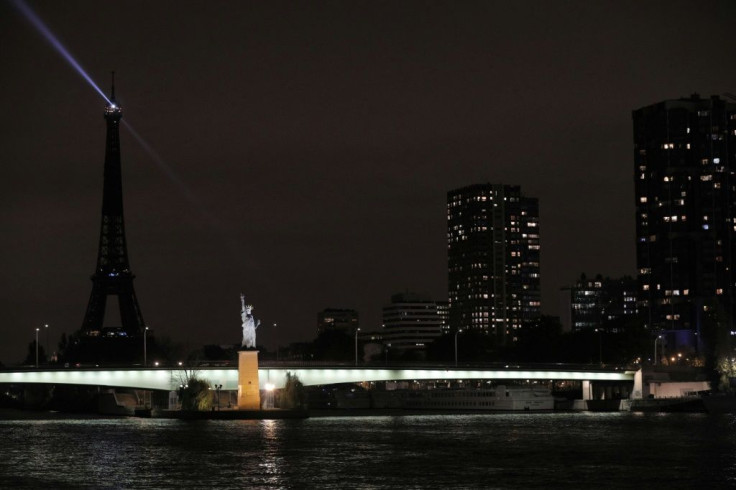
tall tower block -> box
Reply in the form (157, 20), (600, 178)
(633, 94), (736, 352)
(81, 76), (145, 338)
(447, 184), (541, 344)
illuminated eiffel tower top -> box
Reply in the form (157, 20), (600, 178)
(81, 73), (145, 338)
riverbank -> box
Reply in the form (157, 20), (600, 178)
(151, 408), (309, 419)
(0, 408), (114, 420)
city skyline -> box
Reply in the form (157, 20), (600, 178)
(1, 1), (735, 364)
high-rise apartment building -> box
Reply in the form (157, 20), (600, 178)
(435, 300), (450, 334)
(447, 184), (541, 344)
(633, 94), (736, 351)
(560, 274), (638, 333)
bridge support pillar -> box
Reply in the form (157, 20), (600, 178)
(237, 350), (261, 410)
(582, 380), (592, 401)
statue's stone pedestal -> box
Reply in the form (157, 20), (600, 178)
(237, 350), (261, 410)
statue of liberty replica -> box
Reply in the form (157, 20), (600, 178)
(237, 293), (261, 409)
(240, 294), (260, 349)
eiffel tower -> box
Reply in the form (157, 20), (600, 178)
(80, 75), (145, 340)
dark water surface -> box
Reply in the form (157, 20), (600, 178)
(1, 412), (735, 489)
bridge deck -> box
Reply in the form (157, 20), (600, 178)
(0, 365), (635, 391)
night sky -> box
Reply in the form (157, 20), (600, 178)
(1, 0), (735, 364)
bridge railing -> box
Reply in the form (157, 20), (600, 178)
(0, 360), (637, 373)
(257, 360), (636, 372)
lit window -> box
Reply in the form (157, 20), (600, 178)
(640, 197), (648, 203)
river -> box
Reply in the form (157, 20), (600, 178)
(1, 412), (735, 489)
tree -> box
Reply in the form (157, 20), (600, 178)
(281, 372), (305, 409)
(510, 316), (564, 362)
(175, 369), (213, 410)
(426, 333), (453, 362)
(701, 299), (735, 391)
(23, 340), (46, 366)
(716, 357), (736, 392)
(311, 330), (353, 362)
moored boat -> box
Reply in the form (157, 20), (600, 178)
(402, 385), (555, 411)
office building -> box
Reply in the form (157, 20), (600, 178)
(381, 292), (444, 353)
(317, 308), (359, 335)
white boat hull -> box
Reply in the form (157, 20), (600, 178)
(403, 386), (555, 411)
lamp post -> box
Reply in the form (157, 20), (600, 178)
(44, 324), (49, 364)
(454, 329), (462, 367)
(143, 326), (149, 367)
(354, 328), (361, 367)
(654, 335), (663, 365)
(214, 384), (223, 410)
(594, 328), (602, 365)
(35, 327), (40, 368)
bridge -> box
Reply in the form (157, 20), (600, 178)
(0, 363), (635, 392)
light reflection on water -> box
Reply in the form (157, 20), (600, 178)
(1, 413), (735, 489)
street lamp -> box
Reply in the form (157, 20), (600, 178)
(272, 322), (279, 361)
(143, 326), (149, 367)
(354, 328), (361, 367)
(654, 335), (663, 365)
(454, 329), (462, 367)
(44, 324), (49, 364)
(214, 384), (223, 410)
(594, 328), (603, 365)
(35, 327), (40, 368)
